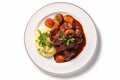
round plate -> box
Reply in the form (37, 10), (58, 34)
(24, 2), (97, 76)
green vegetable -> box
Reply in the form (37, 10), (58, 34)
(58, 33), (75, 46)
(66, 40), (70, 46)
(37, 30), (52, 47)
(56, 16), (61, 23)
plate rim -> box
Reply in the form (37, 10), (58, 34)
(24, 2), (98, 76)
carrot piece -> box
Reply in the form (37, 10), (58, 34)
(45, 18), (54, 28)
(63, 15), (74, 23)
(55, 55), (65, 63)
(54, 13), (63, 23)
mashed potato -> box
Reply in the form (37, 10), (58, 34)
(35, 26), (56, 57)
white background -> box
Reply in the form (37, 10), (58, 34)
(0, 0), (120, 80)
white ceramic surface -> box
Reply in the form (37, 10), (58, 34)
(24, 2), (97, 76)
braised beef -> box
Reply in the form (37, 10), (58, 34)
(49, 18), (86, 63)
(56, 44), (67, 53)
(50, 27), (60, 41)
(53, 39), (63, 47)
(75, 29), (82, 37)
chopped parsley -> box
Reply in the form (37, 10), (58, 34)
(56, 16), (61, 23)
(37, 30), (52, 47)
(58, 33), (75, 46)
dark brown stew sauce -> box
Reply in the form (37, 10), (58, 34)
(50, 19), (86, 63)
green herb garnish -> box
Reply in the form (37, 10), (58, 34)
(56, 16), (61, 23)
(38, 30), (52, 47)
(58, 33), (75, 46)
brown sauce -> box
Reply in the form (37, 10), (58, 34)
(53, 20), (86, 62)
(45, 13), (86, 63)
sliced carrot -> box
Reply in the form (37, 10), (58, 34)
(45, 18), (54, 28)
(55, 55), (65, 63)
(63, 15), (74, 23)
(54, 13), (63, 23)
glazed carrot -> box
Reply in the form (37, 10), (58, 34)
(54, 13), (63, 23)
(45, 18), (54, 28)
(63, 15), (74, 23)
(53, 20), (60, 28)
(55, 55), (65, 63)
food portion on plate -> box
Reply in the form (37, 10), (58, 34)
(35, 27), (56, 57)
(35, 13), (86, 63)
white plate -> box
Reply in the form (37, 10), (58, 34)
(24, 2), (97, 76)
